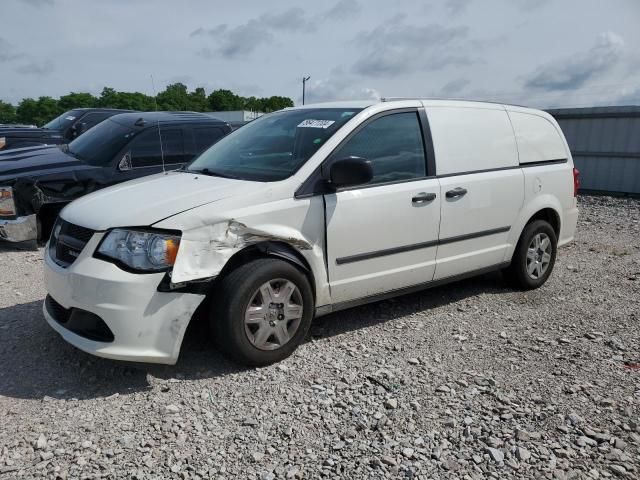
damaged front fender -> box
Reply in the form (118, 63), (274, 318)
(170, 219), (313, 284)
(154, 194), (330, 306)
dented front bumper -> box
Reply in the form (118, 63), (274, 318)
(0, 214), (37, 242)
(43, 233), (206, 365)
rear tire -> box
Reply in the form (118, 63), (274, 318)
(211, 258), (314, 366)
(503, 220), (557, 290)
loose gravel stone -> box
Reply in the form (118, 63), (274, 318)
(0, 195), (639, 479)
(486, 447), (505, 463)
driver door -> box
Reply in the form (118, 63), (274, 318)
(324, 110), (442, 304)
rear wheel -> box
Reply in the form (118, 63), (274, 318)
(211, 258), (314, 366)
(503, 220), (557, 290)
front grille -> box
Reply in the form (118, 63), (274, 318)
(49, 219), (95, 268)
(63, 222), (95, 243)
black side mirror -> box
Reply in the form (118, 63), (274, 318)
(325, 157), (373, 189)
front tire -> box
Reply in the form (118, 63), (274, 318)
(503, 220), (557, 290)
(211, 258), (314, 366)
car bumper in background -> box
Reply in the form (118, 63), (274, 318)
(0, 214), (37, 242)
(43, 233), (206, 365)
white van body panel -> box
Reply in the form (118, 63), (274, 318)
(324, 178), (441, 303)
(425, 104), (524, 279)
(425, 103), (519, 175)
(506, 106), (578, 247)
(506, 110), (568, 164)
(435, 170), (524, 279)
(44, 99), (579, 364)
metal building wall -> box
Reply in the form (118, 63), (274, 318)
(547, 106), (640, 195)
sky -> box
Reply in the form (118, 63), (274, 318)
(1, 0), (639, 109)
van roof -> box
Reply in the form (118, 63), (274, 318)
(290, 98), (533, 111)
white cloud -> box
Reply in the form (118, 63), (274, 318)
(304, 77), (380, 104)
(525, 32), (625, 91)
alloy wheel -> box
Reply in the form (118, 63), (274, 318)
(526, 233), (552, 279)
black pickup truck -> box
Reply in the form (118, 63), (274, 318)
(0, 111), (231, 243)
(0, 108), (134, 151)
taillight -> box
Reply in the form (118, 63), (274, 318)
(573, 167), (580, 197)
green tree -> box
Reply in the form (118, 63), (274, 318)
(0, 100), (17, 124)
(261, 95), (294, 112)
(16, 96), (62, 126)
(58, 92), (98, 111)
(243, 96), (262, 112)
(187, 87), (208, 112)
(97, 87), (156, 111)
(7, 87), (294, 125)
(207, 89), (245, 111)
(156, 83), (190, 111)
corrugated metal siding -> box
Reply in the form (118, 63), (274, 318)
(547, 106), (640, 194)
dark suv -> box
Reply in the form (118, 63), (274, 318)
(0, 108), (134, 151)
(0, 111), (231, 243)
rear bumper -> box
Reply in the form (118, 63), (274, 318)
(0, 214), (37, 242)
(559, 205), (579, 247)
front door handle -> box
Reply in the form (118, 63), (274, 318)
(412, 192), (437, 204)
(446, 187), (467, 198)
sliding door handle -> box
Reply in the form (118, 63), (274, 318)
(412, 192), (436, 204)
(446, 187), (467, 198)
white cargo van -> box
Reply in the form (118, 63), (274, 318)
(43, 99), (579, 366)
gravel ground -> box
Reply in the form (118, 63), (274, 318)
(0, 195), (639, 480)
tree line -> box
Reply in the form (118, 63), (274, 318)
(0, 84), (294, 126)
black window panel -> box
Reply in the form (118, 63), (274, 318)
(332, 112), (426, 185)
(79, 112), (113, 130)
(128, 128), (185, 168)
(193, 126), (225, 154)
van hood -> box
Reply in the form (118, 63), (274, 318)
(60, 171), (264, 230)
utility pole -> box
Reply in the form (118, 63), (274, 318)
(302, 76), (311, 105)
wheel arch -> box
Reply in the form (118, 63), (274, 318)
(185, 240), (317, 336)
(505, 195), (563, 262)
(526, 207), (561, 238)
(214, 240), (316, 298)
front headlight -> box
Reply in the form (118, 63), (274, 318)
(97, 229), (181, 272)
(0, 186), (17, 216)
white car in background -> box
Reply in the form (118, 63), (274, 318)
(42, 99), (579, 366)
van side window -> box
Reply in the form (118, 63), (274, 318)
(332, 112), (426, 185)
(508, 111), (568, 164)
(128, 128), (186, 167)
(193, 126), (225, 154)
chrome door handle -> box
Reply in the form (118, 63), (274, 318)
(412, 192), (436, 204)
(446, 187), (467, 198)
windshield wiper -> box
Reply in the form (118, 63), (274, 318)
(187, 168), (240, 180)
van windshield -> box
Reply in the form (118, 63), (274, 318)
(186, 108), (361, 181)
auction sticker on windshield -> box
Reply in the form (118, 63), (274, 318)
(297, 119), (335, 129)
